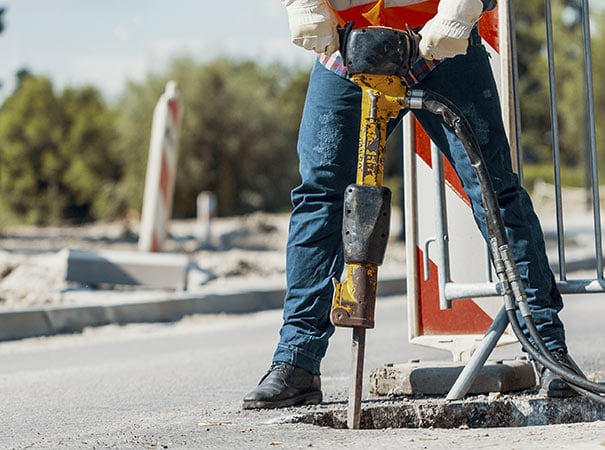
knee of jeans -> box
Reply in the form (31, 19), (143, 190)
(291, 176), (351, 213)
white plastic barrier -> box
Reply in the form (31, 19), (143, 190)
(138, 81), (183, 252)
(404, 4), (516, 361)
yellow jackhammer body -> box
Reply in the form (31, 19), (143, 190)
(331, 75), (408, 429)
(330, 25), (420, 429)
(331, 74), (407, 329)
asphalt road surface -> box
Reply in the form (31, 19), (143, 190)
(0, 294), (604, 449)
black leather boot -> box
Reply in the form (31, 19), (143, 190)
(242, 362), (322, 409)
(534, 348), (583, 398)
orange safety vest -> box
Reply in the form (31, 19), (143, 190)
(326, 0), (440, 30)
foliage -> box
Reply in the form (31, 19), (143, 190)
(3, 1), (605, 224)
(60, 86), (124, 220)
(0, 76), (64, 224)
(114, 57), (309, 218)
(516, 0), (605, 181)
(0, 75), (121, 224)
(0, 60), (309, 224)
(522, 163), (587, 192)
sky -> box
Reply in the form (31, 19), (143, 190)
(0, 0), (316, 102)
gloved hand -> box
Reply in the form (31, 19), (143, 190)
(281, 0), (339, 54)
(419, 0), (484, 60)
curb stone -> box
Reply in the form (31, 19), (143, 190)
(0, 253), (596, 342)
(0, 276), (406, 341)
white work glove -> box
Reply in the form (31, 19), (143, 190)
(419, 0), (484, 60)
(281, 0), (339, 54)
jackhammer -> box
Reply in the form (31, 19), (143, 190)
(330, 23), (605, 429)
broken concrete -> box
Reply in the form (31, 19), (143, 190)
(284, 394), (605, 429)
(369, 359), (536, 396)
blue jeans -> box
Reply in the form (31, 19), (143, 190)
(273, 38), (566, 375)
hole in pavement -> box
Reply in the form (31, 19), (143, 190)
(280, 396), (605, 429)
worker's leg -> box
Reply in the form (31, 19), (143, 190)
(411, 31), (580, 397)
(243, 60), (362, 409)
(271, 60), (362, 375)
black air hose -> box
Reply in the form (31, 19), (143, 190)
(415, 88), (605, 404)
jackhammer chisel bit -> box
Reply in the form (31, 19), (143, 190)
(330, 25), (419, 429)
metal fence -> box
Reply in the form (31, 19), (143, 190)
(435, 0), (605, 304)
(411, 0), (605, 399)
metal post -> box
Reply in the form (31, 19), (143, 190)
(432, 142), (452, 310)
(579, 0), (604, 280)
(505, 0), (523, 179)
(544, 0), (567, 280)
(446, 306), (510, 400)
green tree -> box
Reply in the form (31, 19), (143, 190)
(114, 57), (309, 218)
(0, 75), (65, 224)
(0, 7), (5, 35)
(515, 0), (605, 171)
(59, 86), (124, 220)
(589, 8), (605, 178)
(0, 74), (121, 224)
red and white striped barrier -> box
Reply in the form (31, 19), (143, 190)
(405, 5), (517, 360)
(138, 81), (183, 253)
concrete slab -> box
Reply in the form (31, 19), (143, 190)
(65, 248), (189, 290)
(369, 359), (536, 396)
(0, 273), (406, 342)
(0, 286), (287, 341)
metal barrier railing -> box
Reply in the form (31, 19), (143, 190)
(418, 0), (605, 399)
(431, 0), (605, 304)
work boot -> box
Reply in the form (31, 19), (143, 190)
(534, 348), (583, 398)
(242, 362), (322, 409)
